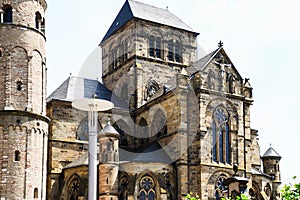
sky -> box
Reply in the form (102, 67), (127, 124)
(45, 0), (300, 184)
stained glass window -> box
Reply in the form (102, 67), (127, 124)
(212, 121), (217, 162)
(138, 174), (156, 200)
(215, 174), (228, 200)
(212, 106), (231, 164)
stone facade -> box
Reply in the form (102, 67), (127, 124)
(0, 0), (48, 199)
(0, 0), (282, 199)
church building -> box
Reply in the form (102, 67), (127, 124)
(0, 0), (281, 199)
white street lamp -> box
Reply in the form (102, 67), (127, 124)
(72, 94), (114, 200)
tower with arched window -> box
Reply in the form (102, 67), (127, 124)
(100, 0), (199, 109)
(0, 0), (48, 199)
(44, 1), (282, 199)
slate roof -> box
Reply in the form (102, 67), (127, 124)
(101, 0), (198, 43)
(47, 76), (126, 108)
(64, 153), (90, 169)
(64, 141), (172, 169)
(47, 76), (109, 102)
(119, 141), (173, 164)
(262, 146), (281, 158)
(186, 47), (221, 76)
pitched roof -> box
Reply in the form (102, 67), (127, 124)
(120, 141), (173, 164)
(262, 146), (281, 158)
(101, 0), (198, 43)
(64, 153), (90, 169)
(47, 76), (111, 102)
(47, 76), (126, 108)
(186, 47), (221, 76)
(187, 46), (243, 81)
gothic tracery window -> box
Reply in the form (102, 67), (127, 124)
(144, 80), (160, 100)
(138, 174), (156, 200)
(212, 106), (231, 164)
(215, 174), (228, 200)
(119, 175), (129, 200)
(69, 178), (80, 194)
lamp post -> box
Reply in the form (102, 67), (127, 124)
(72, 94), (114, 200)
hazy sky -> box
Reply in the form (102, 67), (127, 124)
(45, 0), (300, 184)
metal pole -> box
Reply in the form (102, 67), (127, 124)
(88, 102), (98, 200)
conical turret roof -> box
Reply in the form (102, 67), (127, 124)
(262, 146), (281, 159)
(99, 121), (119, 137)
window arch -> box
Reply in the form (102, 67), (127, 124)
(212, 106), (231, 164)
(120, 39), (128, 63)
(207, 70), (216, 90)
(3, 5), (13, 23)
(138, 174), (156, 200)
(34, 188), (38, 199)
(108, 45), (118, 72)
(149, 35), (162, 59)
(68, 177), (80, 200)
(214, 174), (228, 200)
(35, 12), (42, 30)
(144, 80), (160, 100)
(167, 39), (181, 62)
(119, 175), (129, 200)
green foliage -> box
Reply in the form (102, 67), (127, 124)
(221, 193), (249, 200)
(281, 176), (300, 200)
(184, 192), (200, 200)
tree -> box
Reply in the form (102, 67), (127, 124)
(281, 176), (300, 200)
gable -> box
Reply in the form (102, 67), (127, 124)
(189, 47), (243, 81)
(101, 0), (198, 44)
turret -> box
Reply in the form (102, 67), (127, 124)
(261, 145), (281, 182)
(98, 121), (119, 200)
(0, 0), (48, 199)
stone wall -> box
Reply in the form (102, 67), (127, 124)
(0, 111), (48, 199)
(46, 100), (89, 199)
(0, 0), (47, 114)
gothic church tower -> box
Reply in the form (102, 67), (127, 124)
(0, 0), (48, 199)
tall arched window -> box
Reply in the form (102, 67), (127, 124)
(138, 174), (156, 200)
(119, 175), (129, 200)
(121, 39), (128, 63)
(3, 5), (13, 23)
(149, 36), (162, 59)
(35, 12), (42, 30)
(212, 106), (231, 164)
(34, 188), (38, 199)
(167, 39), (181, 62)
(207, 70), (216, 90)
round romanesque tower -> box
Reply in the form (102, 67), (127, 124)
(0, 0), (48, 199)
